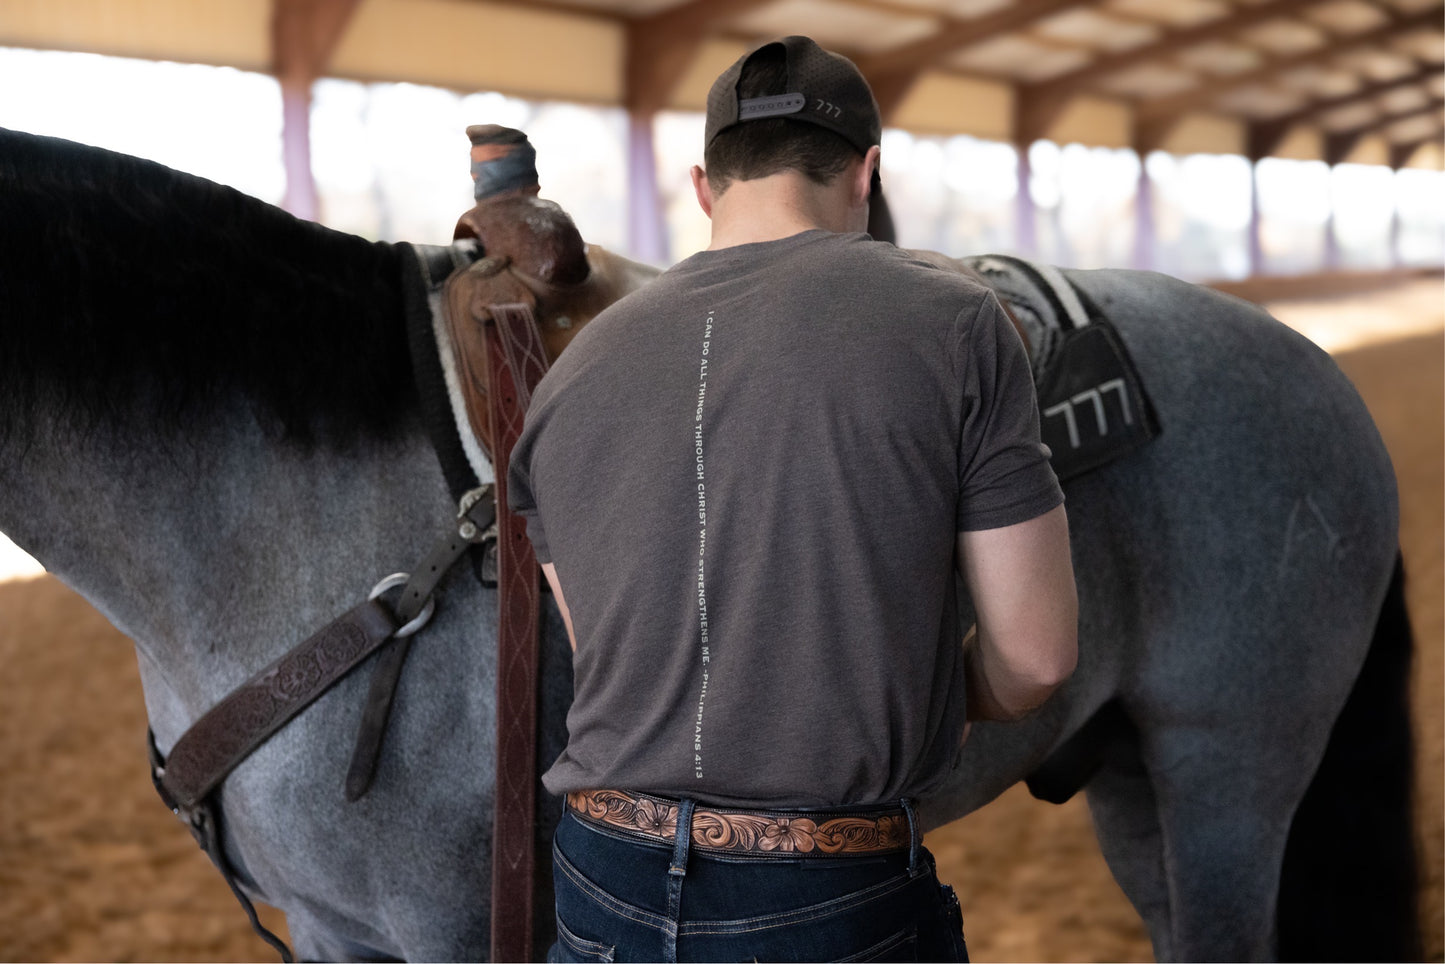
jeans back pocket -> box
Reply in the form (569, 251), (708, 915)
(840, 925), (918, 962)
(553, 916), (617, 963)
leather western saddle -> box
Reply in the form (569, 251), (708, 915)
(443, 124), (657, 461)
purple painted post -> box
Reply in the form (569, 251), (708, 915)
(1248, 160), (1264, 277)
(1323, 209), (1341, 271)
(627, 112), (669, 265)
(1015, 143), (1036, 257)
(280, 81), (319, 222)
(1133, 155), (1154, 271)
(1389, 171), (1403, 268)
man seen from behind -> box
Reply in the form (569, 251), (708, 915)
(509, 34), (1078, 963)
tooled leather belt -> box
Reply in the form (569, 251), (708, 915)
(566, 789), (910, 857)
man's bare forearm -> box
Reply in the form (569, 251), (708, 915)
(957, 506), (1079, 721)
(962, 625), (1070, 721)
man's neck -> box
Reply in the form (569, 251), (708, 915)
(705, 172), (859, 250)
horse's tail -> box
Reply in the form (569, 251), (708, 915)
(1277, 554), (1421, 962)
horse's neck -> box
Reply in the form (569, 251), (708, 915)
(0, 405), (450, 738)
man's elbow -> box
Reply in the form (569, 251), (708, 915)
(1008, 624), (1078, 716)
(1033, 630), (1078, 692)
(1016, 630), (1077, 700)
(975, 629), (1078, 721)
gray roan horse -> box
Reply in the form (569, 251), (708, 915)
(0, 126), (1418, 962)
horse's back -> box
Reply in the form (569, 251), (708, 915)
(926, 268), (1398, 820)
(1069, 267), (1398, 703)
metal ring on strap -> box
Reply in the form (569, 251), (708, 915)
(369, 572), (436, 638)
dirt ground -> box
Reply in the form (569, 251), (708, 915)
(0, 280), (1440, 963)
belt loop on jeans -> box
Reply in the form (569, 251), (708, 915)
(664, 798), (696, 963)
(902, 797), (921, 876)
(670, 798), (696, 877)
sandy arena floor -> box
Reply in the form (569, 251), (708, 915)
(0, 278), (1440, 962)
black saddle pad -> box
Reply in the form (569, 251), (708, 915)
(963, 254), (1161, 483)
(1034, 316), (1159, 482)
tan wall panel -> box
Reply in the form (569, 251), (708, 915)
(666, 37), (751, 112)
(1045, 96), (1129, 149)
(1342, 133), (1390, 167)
(889, 73), (1012, 141)
(1159, 113), (1245, 157)
(1402, 140), (1444, 170)
(331, 0), (622, 103)
(1273, 124), (1323, 162)
(0, 0), (269, 71)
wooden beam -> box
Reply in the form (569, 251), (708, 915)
(624, 0), (774, 115)
(1133, 4), (1444, 127)
(1247, 66), (1441, 160)
(1325, 98), (1444, 163)
(272, 0), (360, 85)
(825, 0), (953, 20)
(1324, 128), (1368, 166)
(859, 0), (1092, 77)
(1356, 98), (1442, 134)
(1132, 113), (1179, 156)
(1266, 65), (1438, 130)
(272, 0), (362, 221)
(855, 0), (1094, 119)
(1390, 137), (1432, 169)
(1247, 118), (1293, 162)
(474, 0), (621, 21)
(1045, 0), (1324, 96)
(1017, 0), (1327, 145)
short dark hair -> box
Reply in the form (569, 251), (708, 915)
(703, 44), (860, 195)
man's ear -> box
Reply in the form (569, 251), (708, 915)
(854, 146), (881, 207)
(691, 164), (714, 219)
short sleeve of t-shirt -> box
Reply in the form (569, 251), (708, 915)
(954, 295), (1064, 531)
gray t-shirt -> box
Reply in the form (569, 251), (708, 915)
(509, 230), (1063, 808)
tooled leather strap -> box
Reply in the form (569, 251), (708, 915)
(485, 301), (550, 964)
(343, 493), (496, 801)
(151, 495), (494, 963)
(158, 600), (400, 811)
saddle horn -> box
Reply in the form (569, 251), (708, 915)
(455, 125), (589, 287)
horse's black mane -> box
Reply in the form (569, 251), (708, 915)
(0, 127), (414, 447)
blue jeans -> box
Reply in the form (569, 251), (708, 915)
(548, 799), (969, 962)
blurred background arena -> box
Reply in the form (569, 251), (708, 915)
(0, 1), (1439, 960)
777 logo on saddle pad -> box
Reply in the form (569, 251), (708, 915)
(1035, 321), (1159, 482)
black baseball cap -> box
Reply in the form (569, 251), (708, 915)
(705, 36), (882, 157)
